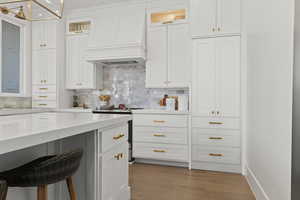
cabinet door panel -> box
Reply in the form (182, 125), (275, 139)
(191, 0), (217, 38)
(192, 39), (216, 116)
(215, 37), (240, 117)
(43, 21), (57, 49)
(168, 24), (191, 87)
(45, 50), (57, 85)
(146, 26), (168, 87)
(32, 50), (46, 85)
(79, 35), (95, 89)
(66, 36), (80, 89)
(32, 22), (44, 50)
(217, 0), (241, 35)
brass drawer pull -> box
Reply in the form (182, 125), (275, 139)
(153, 120), (166, 123)
(153, 134), (166, 137)
(209, 153), (223, 157)
(162, 20), (173, 24)
(38, 104), (47, 106)
(153, 150), (166, 153)
(38, 96), (48, 98)
(39, 88), (48, 90)
(113, 134), (125, 140)
(209, 122), (223, 125)
(114, 153), (124, 160)
(209, 137), (223, 140)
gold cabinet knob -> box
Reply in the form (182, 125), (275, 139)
(114, 153), (124, 160)
(218, 28), (221, 31)
(209, 153), (223, 157)
(212, 28), (216, 32)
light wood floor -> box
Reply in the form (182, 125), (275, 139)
(129, 163), (255, 200)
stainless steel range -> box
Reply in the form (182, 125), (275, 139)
(92, 108), (143, 163)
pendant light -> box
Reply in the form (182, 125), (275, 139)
(0, 0), (64, 21)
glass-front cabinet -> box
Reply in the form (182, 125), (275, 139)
(148, 6), (188, 26)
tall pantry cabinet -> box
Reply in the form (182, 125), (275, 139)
(32, 20), (72, 109)
(190, 0), (242, 173)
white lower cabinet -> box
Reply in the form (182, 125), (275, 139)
(96, 124), (130, 200)
(133, 114), (189, 164)
(191, 116), (241, 173)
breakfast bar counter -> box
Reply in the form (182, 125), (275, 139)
(0, 112), (131, 200)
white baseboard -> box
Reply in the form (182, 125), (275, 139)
(135, 158), (189, 168)
(246, 166), (270, 200)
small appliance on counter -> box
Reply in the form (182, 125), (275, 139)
(159, 94), (188, 112)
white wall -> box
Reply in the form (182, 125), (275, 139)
(243, 0), (294, 199)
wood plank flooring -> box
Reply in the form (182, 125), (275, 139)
(129, 163), (255, 200)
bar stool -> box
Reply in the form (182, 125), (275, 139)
(0, 149), (83, 200)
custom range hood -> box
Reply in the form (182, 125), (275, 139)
(85, 4), (146, 66)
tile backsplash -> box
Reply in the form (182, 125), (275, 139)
(76, 65), (189, 109)
(0, 97), (32, 109)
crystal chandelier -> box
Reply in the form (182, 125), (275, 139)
(0, 0), (64, 21)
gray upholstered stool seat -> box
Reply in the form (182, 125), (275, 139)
(0, 149), (83, 200)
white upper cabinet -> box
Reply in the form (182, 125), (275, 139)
(66, 34), (101, 90)
(192, 37), (240, 117)
(191, 0), (240, 38)
(32, 49), (57, 86)
(146, 26), (168, 87)
(32, 21), (57, 50)
(146, 23), (191, 88)
(167, 23), (191, 87)
(88, 4), (145, 49)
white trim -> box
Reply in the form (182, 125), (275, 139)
(0, 15), (29, 97)
(245, 166), (270, 200)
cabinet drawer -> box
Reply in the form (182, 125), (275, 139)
(32, 93), (57, 101)
(192, 117), (240, 129)
(192, 146), (240, 165)
(133, 126), (188, 144)
(32, 100), (57, 108)
(33, 85), (57, 94)
(99, 125), (128, 153)
(133, 143), (188, 162)
(192, 128), (240, 147)
(133, 114), (188, 127)
(101, 143), (128, 200)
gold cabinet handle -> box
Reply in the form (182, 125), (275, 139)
(212, 28), (216, 32)
(162, 20), (173, 24)
(153, 134), (166, 137)
(38, 104), (47, 106)
(114, 153), (124, 160)
(153, 120), (166, 123)
(38, 96), (48, 98)
(113, 134), (125, 140)
(39, 88), (48, 90)
(209, 122), (223, 125)
(153, 150), (166, 153)
(209, 137), (223, 140)
(218, 27), (221, 31)
(209, 153), (223, 157)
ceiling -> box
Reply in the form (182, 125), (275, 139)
(64, 0), (127, 10)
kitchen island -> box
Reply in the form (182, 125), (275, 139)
(0, 112), (131, 200)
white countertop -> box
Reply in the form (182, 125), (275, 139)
(0, 108), (50, 116)
(0, 112), (131, 155)
(132, 109), (190, 115)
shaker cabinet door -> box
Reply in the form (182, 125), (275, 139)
(191, 0), (217, 38)
(215, 37), (240, 117)
(146, 26), (168, 88)
(192, 39), (216, 117)
(217, 0), (241, 35)
(167, 23), (191, 87)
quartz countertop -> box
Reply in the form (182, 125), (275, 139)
(0, 108), (50, 116)
(132, 109), (190, 115)
(0, 112), (131, 155)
